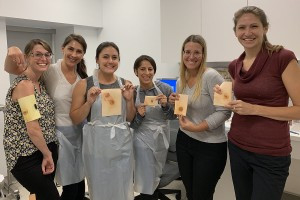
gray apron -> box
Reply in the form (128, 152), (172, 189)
(83, 70), (134, 200)
(55, 125), (84, 186)
(133, 84), (170, 194)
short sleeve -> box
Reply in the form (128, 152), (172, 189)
(277, 49), (297, 74)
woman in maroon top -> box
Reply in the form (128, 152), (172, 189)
(216, 6), (300, 200)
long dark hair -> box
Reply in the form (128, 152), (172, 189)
(62, 34), (88, 78)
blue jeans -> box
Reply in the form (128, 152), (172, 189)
(228, 141), (291, 200)
(176, 129), (227, 200)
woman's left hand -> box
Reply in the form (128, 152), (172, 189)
(122, 82), (135, 101)
(178, 115), (195, 132)
(227, 100), (255, 115)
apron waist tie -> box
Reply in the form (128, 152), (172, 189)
(153, 125), (169, 149)
(87, 121), (128, 139)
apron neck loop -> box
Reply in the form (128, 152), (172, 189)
(92, 69), (123, 89)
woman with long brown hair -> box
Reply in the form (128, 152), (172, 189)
(216, 6), (300, 200)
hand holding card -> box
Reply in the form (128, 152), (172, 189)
(213, 82), (232, 106)
(174, 94), (188, 116)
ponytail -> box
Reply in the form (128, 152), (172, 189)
(77, 59), (88, 78)
(263, 35), (283, 54)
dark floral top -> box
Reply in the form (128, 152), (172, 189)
(4, 75), (57, 171)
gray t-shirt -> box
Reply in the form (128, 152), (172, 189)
(178, 68), (231, 143)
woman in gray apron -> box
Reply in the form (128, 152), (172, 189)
(70, 42), (136, 200)
(130, 55), (177, 197)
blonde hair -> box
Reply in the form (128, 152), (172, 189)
(233, 6), (283, 54)
(178, 35), (207, 102)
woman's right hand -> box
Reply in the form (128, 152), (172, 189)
(214, 84), (222, 95)
(42, 153), (55, 175)
(168, 93), (180, 105)
(6, 46), (26, 73)
(87, 86), (101, 105)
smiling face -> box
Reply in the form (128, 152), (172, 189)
(97, 46), (120, 75)
(62, 40), (84, 68)
(135, 60), (155, 87)
(234, 13), (268, 52)
(183, 42), (203, 73)
(27, 44), (51, 73)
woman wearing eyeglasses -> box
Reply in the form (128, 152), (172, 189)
(3, 39), (59, 200)
(169, 35), (231, 200)
(5, 34), (88, 200)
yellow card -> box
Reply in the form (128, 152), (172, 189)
(213, 82), (232, 106)
(18, 94), (41, 123)
(144, 96), (158, 106)
(101, 89), (122, 116)
(174, 94), (188, 116)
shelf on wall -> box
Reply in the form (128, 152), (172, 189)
(206, 62), (231, 81)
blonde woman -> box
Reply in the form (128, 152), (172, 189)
(169, 35), (231, 200)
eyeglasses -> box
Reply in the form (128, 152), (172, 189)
(183, 50), (202, 58)
(30, 52), (53, 59)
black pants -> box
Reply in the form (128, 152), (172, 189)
(11, 142), (59, 200)
(176, 129), (227, 200)
(228, 141), (291, 200)
(60, 180), (86, 200)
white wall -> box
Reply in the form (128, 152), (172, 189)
(100, 0), (161, 85)
(0, 0), (103, 28)
(161, 0), (300, 63)
(249, 0), (300, 59)
(202, 0), (246, 62)
(161, 0), (202, 64)
(0, 18), (9, 175)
